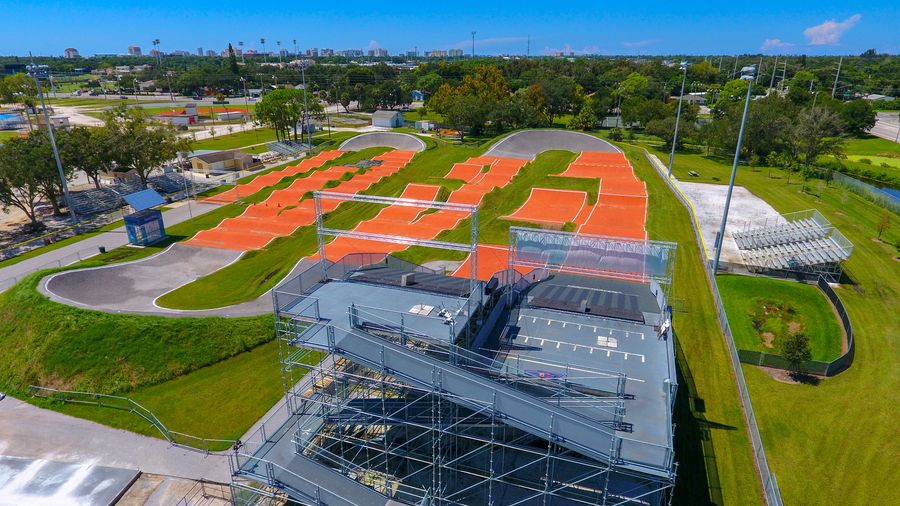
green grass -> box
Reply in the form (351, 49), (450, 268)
(648, 142), (900, 504)
(48, 97), (134, 108)
(0, 272), (273, 396)
(717, 275), (843, 361)
(399, 109), (444, 123)
(44, 340), (320, 448)
(190, 127), (278, 151)
(842, 135), (900, 157)
(158, 140), (484, 309)
(0, 130), (20, 142)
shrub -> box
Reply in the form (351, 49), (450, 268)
(858, 158), (872, 165)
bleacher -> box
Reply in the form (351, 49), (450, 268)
(734, 210), (853, 275)
(148, 172), (213, 195)
(267, 141), (308, 157)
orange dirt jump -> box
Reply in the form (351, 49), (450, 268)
(317, 157), (527, 262)
(455, 151), (649, 280)
(185, 150), (416, 251)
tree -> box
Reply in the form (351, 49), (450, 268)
(57, 126), (114, 190)
(0, 136), (46, 228)
(255, 88), (323, 142)
(840, 99), (876, 135)
(876, 211), (890, 240)
(568, 100), (598, 130)
(441, 95), (488, 141)
(227, 43), (239, 74)
(791, 107), (844, 166)
(620, 96), (665, 127)
(688, 61), (719, 84)
(781, 333), (812, 375)
(615, 72), (650, 98)
(540, 76), (584, 123)
(102, 105), (190, 188)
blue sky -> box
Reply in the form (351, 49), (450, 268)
(4, 1), (897, 57)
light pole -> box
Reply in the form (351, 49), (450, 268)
(152, 39), (161, 66)
(238, 41), (245, 64)
(471, 31), (476, 59)
(667, 61), (688, 178)
(277, 41), (282, 64)
(27, 63), (78, 226)
(165, 71), (175, 101)
(260, 38), (267, 64)
(299, 61), (310, 146)
(712, 65), (756, 272)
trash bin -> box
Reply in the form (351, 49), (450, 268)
(99, 246), (106, 254)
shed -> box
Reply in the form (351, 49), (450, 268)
(122, 189), (167, 246)
(372, 110), (404, 128)
(190, 149), (256, 173)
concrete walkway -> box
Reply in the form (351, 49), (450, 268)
(0, 396), (230, 483)
(0, 201), (221, 291)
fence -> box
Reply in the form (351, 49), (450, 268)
(736, 277), (855, 376)
(0, 208), (127, 262)
(29, 385), (236, 454)
(0, 245), (102, 293)
(831, 172), (900, 214)
(643, 151), (783, 506)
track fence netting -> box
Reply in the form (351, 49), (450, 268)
(644, 150), (784, 506)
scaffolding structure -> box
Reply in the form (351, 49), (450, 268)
(230, 219), (678, 506)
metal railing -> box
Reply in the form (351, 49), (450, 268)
(644, 151), (783, 506)
(29, 385), (236, 453)
(0, 245), (102, 293)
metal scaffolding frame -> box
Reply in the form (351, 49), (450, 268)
(233, 224), (677, 506)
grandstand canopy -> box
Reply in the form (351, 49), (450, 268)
(123, 189), (165, 212)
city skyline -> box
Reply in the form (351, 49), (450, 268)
(3, 1), (898, 57)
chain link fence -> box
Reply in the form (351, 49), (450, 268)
(644, 151), (783, 506)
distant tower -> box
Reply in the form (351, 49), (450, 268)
(471, 31), (476, 58)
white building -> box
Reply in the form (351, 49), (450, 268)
(372, 110), (404, 128)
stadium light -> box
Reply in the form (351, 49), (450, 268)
(666, 61), (688, 178)
(26, 62), (79, 227)
(712, 64), (756, 272)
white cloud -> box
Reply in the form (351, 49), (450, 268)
(803, 14), (861, 45)
(761, 38), (795, 51)
(622, 39), (657, 48)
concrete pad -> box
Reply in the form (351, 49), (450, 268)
(0, 455), (138, 506)
(0, 396), (229, 483)
(676, 181), (780, 265)
(485, 130), (619, 160)
(339, 132), (426, 152)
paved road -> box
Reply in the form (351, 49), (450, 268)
(0, 396), (230, 482)
(485, 129), (620, 160)
(870, 112), (900, 143)
(0, 201), (221, 290)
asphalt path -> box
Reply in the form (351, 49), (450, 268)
(485, 129), (620, 159)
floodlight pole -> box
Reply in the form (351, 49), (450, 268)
(712, 68), (754, 272)
(28, 62), (79, 227)
(667, 62), (688, 178)
(300, 62), (310, 147)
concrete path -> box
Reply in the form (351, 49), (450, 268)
(870, 112), (900, 143)
(339, 131), (426, 152)
(0, 201), (221, 291)
(485, 129), (620, 160)
(0, 396), (230, 483)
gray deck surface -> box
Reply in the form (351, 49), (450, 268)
(286, 280), (476, 345)
(339, 132), (426, 152)
(485, 130), (619, 160)
(0, 456), (138, 506)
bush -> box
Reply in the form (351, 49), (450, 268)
(859, 158), (872, 165)
(608, 128), (624, 141)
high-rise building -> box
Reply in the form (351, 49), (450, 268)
(449, 48), (464, 57)
(427, 49), (448, 57)
(306, 48), (319, 57)
(206, 50), (217, 57)
(64, 48), (80, 58)
(321, 48), (334, 57)
(197, 48), (204, 56)
(128, 45), (142, 56)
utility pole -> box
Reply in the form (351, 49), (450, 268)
(277, 41), (282, 63)
(756, 57), (763, 83)
(731, 56), (738, 80)
(831, 56), (843, 98)
(667, 62), (688, 178)
(471, 31), (476, 59)
(527, 35), (530, 58)
(238, 41), (245, 64)
(769, 55), (778, 89)
(27, 60), (78, 227)
(713, 65), (756, 272)
(261, 38), (267, 64)
(779, 60), (787, 93)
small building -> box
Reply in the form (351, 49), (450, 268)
(411, 90), (426, 101)
(184, 103), (199, 116)
(217, 110), (247, 121)
(154, 111), (197, 126)
(190, 150), (256, 173)
(372, 110), (403, 128)
(415, 120), (435, 131)
(122, 189), (167, 246)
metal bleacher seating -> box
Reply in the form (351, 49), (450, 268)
(736, 211), (852, 274)
(267, 141), (307, 157)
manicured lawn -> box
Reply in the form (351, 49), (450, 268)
(0, 130), (20, 142)
(649, 142), (900, 504)
(842, 135), (900, 156)
(47, 340), (320, 449)
(717, 274), (843, 361)
(190, 127), (278, 151)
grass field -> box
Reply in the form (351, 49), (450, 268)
(649, 142), (900, 504)
(717, 274), (843, 361)
(43, 340), (320, 448)
(0, 130), (20, 142)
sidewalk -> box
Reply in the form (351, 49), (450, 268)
(0, 201), (221, 290)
